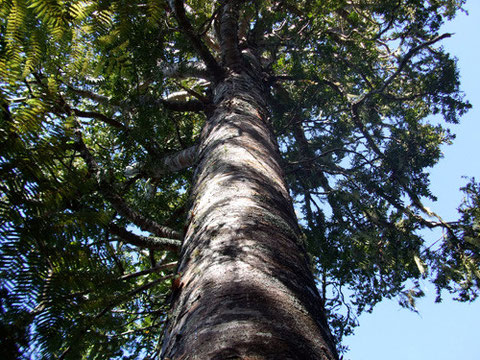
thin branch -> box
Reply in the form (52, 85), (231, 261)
(350, 105), (458, 236)
(68, 81), (207, 113)
(119, 261), (178, 281)
(66, 84), (110, 104)
(271, 75), (345, 97)
(72, 108), (126, 129)
(174, 81), (210, 103)
(357, 33), (452, 104)
(59, 274), (174, 360)
(108, 324), (166, 338)
(351, 104), (384, 157)
(105, 192), (182, 240)
(67, 79), (208, 123)
(72, 123), (182, 240)
(95, 274), (175, 320)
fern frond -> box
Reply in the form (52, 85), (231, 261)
(0, 0), (14, 18)
(6, 0), (27, 46)
(22, 30), (43, 77)
(2, 0), (27, 83)
(27, 0), (67, 39)
(67, 1), (92, 22)
(146, 0), (163, 25)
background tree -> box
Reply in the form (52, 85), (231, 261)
(0, 0), (478, 358)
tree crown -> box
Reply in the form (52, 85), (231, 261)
(0, 0), (477, 357)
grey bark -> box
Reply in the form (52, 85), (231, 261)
(126, 146), (198, 180)
(109, 224), (181, 251)
(160, 70), (338, 359)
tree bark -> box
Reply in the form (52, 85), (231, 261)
(160, 70), (338, 359)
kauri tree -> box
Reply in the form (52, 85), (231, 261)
(0, 0), (478, 359)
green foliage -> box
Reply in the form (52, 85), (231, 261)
(0, 0), (477, 357)
(428, 179), (480, 302)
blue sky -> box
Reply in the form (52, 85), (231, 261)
(344, 2), (480, 359)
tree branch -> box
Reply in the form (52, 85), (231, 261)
(67, 79), (207, 114)
(357, 33), (452, 104)
(95, 274), (175, 320)
(161, 98), (206, 112)
(169, 0), (224, 81)
(73, 124), (182, 240)
(159, 62), (210, 80)
(160, 145), (198, 174)
(72, 108), (126, 129)
(125, 145), (198, 179)
(350, 103), (457, 237)
(119, 261), (178, 281)
(109, 223), (182, 252)
(104, 191), (182, 240)
(271, 75), (346, 97)
(59, 274), (175, 359)
(66, 84), (110, 104)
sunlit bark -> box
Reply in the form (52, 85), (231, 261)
(160, 70), (338, 359)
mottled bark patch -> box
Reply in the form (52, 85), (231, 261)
(161, 72), (338, 360)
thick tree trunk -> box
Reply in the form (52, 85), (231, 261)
(160, 71), (338, 360)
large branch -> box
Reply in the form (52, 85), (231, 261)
(158, 145), (198, 174)
(159, 62), (210, 80)
(161, 98), (206, 112)
(169, 0), (224, 81)
(126, 145), (198, 179)
(109, 223), (181, 251)
(67, 83), (207, 113)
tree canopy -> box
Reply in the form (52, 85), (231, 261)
(0, 0), (478, 358)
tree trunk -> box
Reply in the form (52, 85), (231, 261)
(160, 71), (338, 360)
